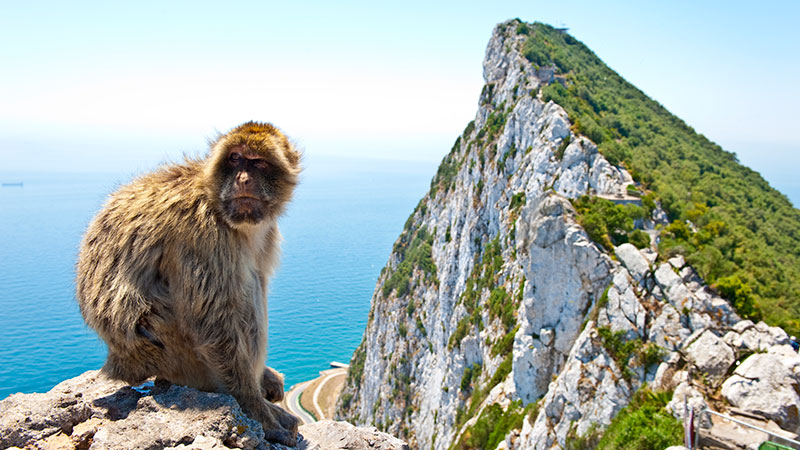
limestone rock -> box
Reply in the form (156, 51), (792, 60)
(685, 330), (735, 377)
(721, 353), (800, 433)
(518, 324), (632, 449)
(0, 370), (407, 450)
(666, 381), (710, 428)
(297, 421), (409, 450)
(724, 320), (790, 352)
(614, 243), (650, 285)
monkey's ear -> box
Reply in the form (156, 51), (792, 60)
(284, 142), (302, 174)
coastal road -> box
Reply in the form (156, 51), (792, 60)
(311, 368), (347, 420)
(284, 380), (315, 424)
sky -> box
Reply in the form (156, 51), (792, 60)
(1, 0), (798, 202)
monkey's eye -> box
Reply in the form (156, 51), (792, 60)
(228, 152), (242, 163)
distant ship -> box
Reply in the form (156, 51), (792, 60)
(1, 182), (23, 187)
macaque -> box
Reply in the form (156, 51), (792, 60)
(76, 122), (301, 445)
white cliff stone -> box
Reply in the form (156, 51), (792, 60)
(685, 330), (735, 377)
(518, 324), (632, 449)
(614, 243), (650, 285)
(725, 320), (791, 352)
(721, 353), (800, 433)
(649, 304), (691, 352)
(666, 381), (711, 428)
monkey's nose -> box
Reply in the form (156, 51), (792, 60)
(236, 171), (251, 186)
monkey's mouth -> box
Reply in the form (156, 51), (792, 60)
(225, 197), (267, 223)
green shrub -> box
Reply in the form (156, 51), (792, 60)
(452, 400), (527, 450)
(572, 196), (639, 250)
(449, 317), (472, 350)
(491, 325), (519, 357)
(510, 192), (526, 211)
(460, 362), (482, 392)
(383, 226), (437, 297)
(714, 275), (762, 321)
(628, 229), (650, 249)
(595, 388), (683, 450)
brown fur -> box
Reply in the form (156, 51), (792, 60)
(76, 122), (301, 446)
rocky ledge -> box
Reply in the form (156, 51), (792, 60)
(0, 370), (408, 450)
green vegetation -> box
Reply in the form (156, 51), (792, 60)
(383, 226), (437, 297)
(449, 316), (472, 350)
(460, 362), (482, 392)
(596, 327), (664, 379)
(344, 338), (367, 401)
(572, 196), (646, 251)
(491, 325), (519, 357)
(628, 229), (651, 249)
(565, 389), (681, 450)
(596, 388), (682, 449)
(516, 20), (800, 335)
(488, 287), (515, 331)
(484, 103), (509, 139)
(556, 134), (571, 160)
(451, 400), (533, 450)
(509, 192), (526, 211)
(714, 274), (761, 321)
(449, 237), (509, 350)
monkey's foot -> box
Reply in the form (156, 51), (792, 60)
(273, 403), (299, 434)
(248, 400), (298, 447)
(261, 366), (285, 402)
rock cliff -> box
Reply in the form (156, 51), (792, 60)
(0, 370), (408, 450)
(335, 20), (800, 449)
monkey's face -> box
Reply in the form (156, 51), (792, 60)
(218, 145), (291, 225)
(207, 122), (301, 228)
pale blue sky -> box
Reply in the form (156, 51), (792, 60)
(1, 1), (798, 202)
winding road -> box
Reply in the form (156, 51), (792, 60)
(283, 366), (348, 425)
(284, 379), (315, 424)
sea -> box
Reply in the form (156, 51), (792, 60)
(0, 155), (438, 398)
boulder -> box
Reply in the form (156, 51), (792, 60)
(685, 330), (735, 377)
(614, 243), (650, 284)
(666, 381), (710, 428)
(721, 353), (800, 433)
(0, 370), (407, 450)
(724, 320), (790, 352)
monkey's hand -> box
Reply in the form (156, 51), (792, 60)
(261, 366), (285, 402)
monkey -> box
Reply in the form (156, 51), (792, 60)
(76, 122), (301, 446)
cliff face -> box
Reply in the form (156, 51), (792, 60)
(336, 20), (800, 450)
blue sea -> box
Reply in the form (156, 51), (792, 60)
(0, 155), (437, 398)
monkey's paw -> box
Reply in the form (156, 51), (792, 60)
(260, 402), (298, 446)
(261, 366), (285, 402)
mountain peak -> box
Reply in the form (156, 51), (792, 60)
(336, 19), (800, 449)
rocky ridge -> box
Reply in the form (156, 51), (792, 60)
(335, 20), (800, 450)
(0, 370), (408, 450)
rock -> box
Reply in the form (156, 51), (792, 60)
(666, 381), (710, 428)
(685, 330), (735, 377)
(668, 255), (685, 270)
(724, 320), (790, 352)
(614, 243), (650, 284)
(649, 304), (691, 351)
(517, 324), (632, 449)
(598, 268), (646, 339)
(0, 371), (407, 450)
(298, 421), (409, 450)
(721, 353), (800, 433)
